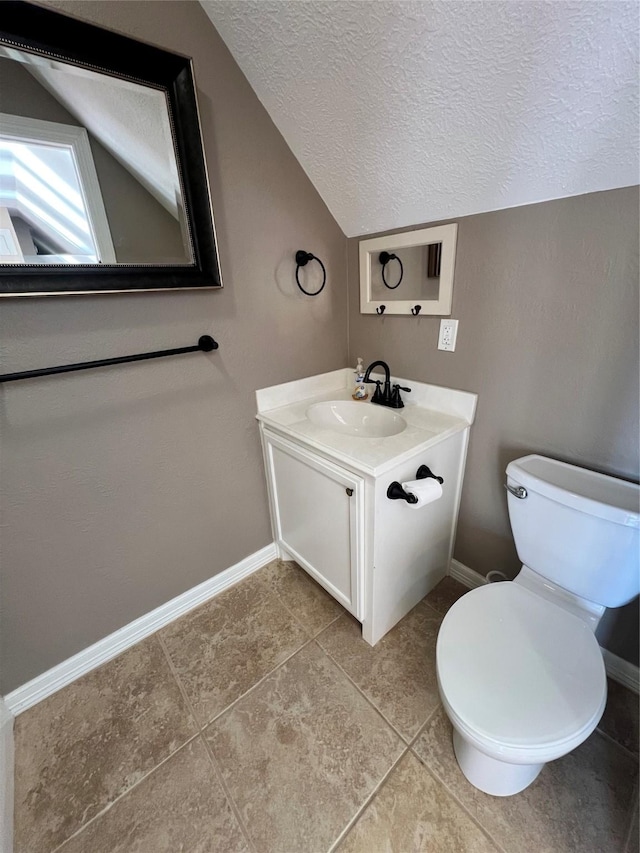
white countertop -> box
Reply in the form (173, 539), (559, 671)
(256, 369), (477, 477)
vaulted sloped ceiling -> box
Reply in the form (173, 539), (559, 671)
(201, 0), (638, 238)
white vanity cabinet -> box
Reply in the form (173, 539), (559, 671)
(257, 369), (477, 646)
(262, 430), (365, 619)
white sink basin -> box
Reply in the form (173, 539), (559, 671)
(306, 401), (406, 437)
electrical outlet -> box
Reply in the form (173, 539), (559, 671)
(438, 319), (459, 351)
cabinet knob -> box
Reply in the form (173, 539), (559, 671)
(345, 488), (354, 497)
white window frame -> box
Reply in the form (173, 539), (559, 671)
(0, 112), (116, 263)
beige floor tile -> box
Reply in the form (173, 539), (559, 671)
(338, 751), (499, 853)
(423, 576), (469, 616)
(161, 572), (309, 725)
(413, 707), (638, 853)
(58, 737), (248, 853)
(204, 642), (404, 853)
(257, 559), (344, 635)
(599, 678), (640, 756)
(14, 636), (196, 853)
(317, 602), (442, 741)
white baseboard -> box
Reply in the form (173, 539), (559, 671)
(448, 559), (640, 695)
(0, 699), (14, 853)
(601, 648), (640, 694)
(448, 558), (488, 589)
(5, 543), (278, 716)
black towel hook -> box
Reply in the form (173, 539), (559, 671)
(377, 305), (386, 314)
(379, 251), (404, 289)
(411, 305), (422, 315)
(295, 250), (326, 296)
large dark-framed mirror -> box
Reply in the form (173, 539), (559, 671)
(0, 1), (222, 297)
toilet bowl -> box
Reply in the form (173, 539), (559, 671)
(437, 582), (607, 795)
(436, 454), (639, 796)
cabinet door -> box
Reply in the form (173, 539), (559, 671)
(264, 431), (364, 620)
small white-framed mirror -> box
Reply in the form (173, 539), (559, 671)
(359, 223), (457, 315)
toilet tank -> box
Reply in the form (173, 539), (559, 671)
(506, 455), (639, 608)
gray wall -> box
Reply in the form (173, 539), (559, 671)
(0, 1), (347, 694)
(349, 186), (640, 665)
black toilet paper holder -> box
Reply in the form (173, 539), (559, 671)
(387, 465), (444, 503)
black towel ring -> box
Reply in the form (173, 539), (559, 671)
(379, 251), (403, 289)
(295, 250), (326, 296)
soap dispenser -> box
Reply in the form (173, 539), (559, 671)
(352, 357), (368, 400)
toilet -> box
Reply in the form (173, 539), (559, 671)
(436, 454), (640, 796)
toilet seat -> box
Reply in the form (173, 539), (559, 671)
(436, 582), (607, 765)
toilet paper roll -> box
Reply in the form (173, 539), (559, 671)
(401, 477), (443, 509)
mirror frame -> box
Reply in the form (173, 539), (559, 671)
(0, 1), (222, 297)
(359, 223), (457, 316)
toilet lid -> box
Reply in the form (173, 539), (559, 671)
(437, 583), (607, 750)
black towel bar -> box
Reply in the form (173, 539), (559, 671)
(0, 335), (218, 384)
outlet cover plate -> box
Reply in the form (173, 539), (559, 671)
(438, 319), (458, 351)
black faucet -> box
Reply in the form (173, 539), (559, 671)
(363, 360), (391, 405)
(363, 361), (411, 408)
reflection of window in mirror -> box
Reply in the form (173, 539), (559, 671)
(0, 116), (115, 264)
(0, 44), (193, 266)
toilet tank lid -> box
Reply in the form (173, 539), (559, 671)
(506, 455), (639, 528)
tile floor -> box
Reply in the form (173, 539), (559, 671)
(13, 562), (640, 853)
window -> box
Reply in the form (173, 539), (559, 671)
(0, 114), (115, 264)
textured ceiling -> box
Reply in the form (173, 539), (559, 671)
(202, 0), (638, 237)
